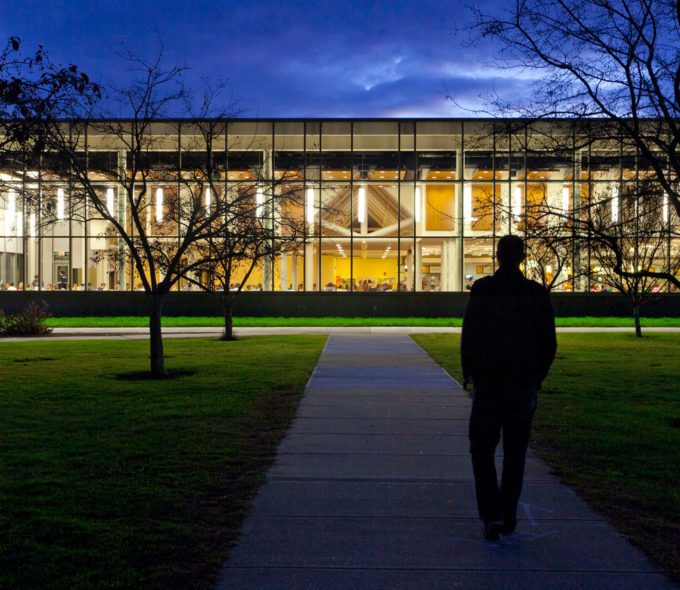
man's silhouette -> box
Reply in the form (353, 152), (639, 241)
(461, 235), (557, 541)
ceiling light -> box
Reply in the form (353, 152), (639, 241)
(7, 189), (16, 222)
(155, 187), (163, 223)
(107, 187), (115, 218)
(205, 187), (211, 211)
(464, 185), (473, 223)
(663, 193), (669, 223)
(306, 187), (315, 224)
(562, 187), (569, 213)
(611, 186), (619, 222)
(415, 187), (422, 223)
(57, 188), (65, 221)
(256, 187), (264, 218)
(513, 186), (522, 220)
(358, 186), (366, 223)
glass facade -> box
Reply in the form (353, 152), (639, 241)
(1, 119), (678, 293)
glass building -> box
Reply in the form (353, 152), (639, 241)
(0, 118), (678, 293)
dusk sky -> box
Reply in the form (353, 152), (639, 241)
(2, 0), (520, 118)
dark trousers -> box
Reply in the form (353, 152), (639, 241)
(468, 386), (537, 526)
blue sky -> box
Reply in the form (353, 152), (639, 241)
(2, 0), (518, 117)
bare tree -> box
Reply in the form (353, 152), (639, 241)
(182, 185), (304, 339)
(0, 36), (100, 287)
(518, 175), (677, 334)
(462, 2), (680, 293)
(37, 50), (238, 377)
(524, 222), (575, 291)
(467, 0), (680, 219)
(577, 180), (678, 336)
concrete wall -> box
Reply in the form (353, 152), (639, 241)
(1, 291), (679, 318)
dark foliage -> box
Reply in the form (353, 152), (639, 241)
(0, 300), (53, 336)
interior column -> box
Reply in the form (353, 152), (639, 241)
(414, 241), (422, 291)
(305, 242), (315, 290)
(279, 252), (289, 291)
(291, 251), (299, 290)
(441, 239), (462, 291)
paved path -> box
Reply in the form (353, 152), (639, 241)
(215, 334), (675, 590)
(1, 325), (679, 342)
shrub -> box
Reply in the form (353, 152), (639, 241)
(0, 301), (53, 336)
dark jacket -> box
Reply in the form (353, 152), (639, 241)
(461, 266), (557, 390)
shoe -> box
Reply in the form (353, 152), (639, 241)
(500, 518), (516, 535)
(484, 521), (503, 541)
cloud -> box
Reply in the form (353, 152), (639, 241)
(2, 0), (525, 117)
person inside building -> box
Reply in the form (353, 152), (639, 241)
(461, 234), (557, 542)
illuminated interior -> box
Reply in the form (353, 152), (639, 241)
(0, 120), (677, 292)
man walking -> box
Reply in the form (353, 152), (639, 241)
(461, 235), (557, 541)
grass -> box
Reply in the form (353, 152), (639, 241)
(412, 332), (680, 584)
(45, 315), (680, 328)
(0, 335), (326, 590)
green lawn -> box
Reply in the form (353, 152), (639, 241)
(412, 333), (680, 584)
(0, 336), (326, 590)
(45, 315), (680, 328)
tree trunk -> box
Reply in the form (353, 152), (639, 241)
(633, 301), (643, 338)
(149, 297), (166, 377)
(222, 301), (234, 340)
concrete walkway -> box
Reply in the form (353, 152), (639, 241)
(215, 334), (675, 590)
(1, 325), (678, 343)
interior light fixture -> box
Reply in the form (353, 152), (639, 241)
(205, 187), (211, 211)
(306, 187), (315, 224)
(256, 187), (264, 218)
(358, 186), (366, 223)
(415, 187), (422, 223)
(464, 185), (473, 222)
(512, 186), (522, 219)
(663, 193), (669, 223)
(106, 188), (115, 218)
(8, 189), (16, 222)
(155, 187), (163, 223)
(57, 188), (65, 221)
(611, 186), (619, 222)
(29, 213), (36, 238)
(562, 187), (570, 213)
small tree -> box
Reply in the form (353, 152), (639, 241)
(38, 50), (238, 377)
(157, 106), (307, 340)
(183, 193), (304, 339)
(523, 226), (575, 291)
(578, 181), (677, 337)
